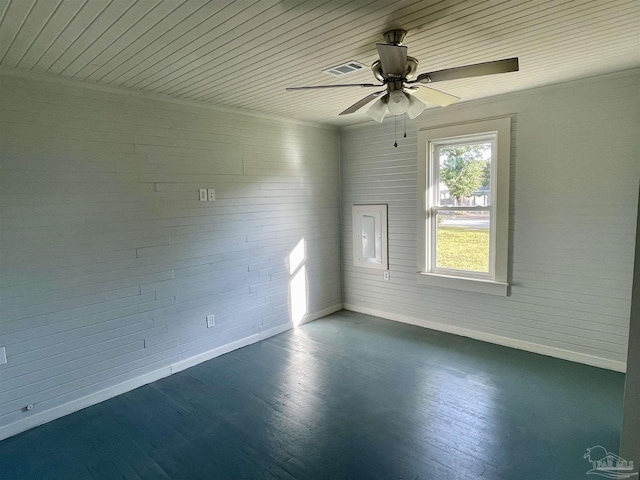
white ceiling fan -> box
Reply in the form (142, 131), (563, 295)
(286, 29), (519, 123)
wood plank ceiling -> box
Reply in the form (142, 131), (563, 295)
(0, 0), (638, 125)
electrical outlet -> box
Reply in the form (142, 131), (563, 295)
(206, 315), (215, 328)
(199, 189), (207, 201)
(207, 188), (215, 201)
(383, 271), (390, 281)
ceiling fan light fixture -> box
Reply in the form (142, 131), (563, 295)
(406, 94), (426, 119)
(387, 90), (410, 115)
(366, 95), (388, 123)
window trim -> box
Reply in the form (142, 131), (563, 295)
(429, 135), (496, 280)
(417, 117), (511, 296)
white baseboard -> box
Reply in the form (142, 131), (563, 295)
(0, 303), (343, 442)
(344, 304), (626, 373)
(298, 303), (344, 327)
(169, 334), (261, 376)
(0, 367), (172, 442)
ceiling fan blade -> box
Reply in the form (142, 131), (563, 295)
(339, 91), (386, 115)
(286, 83), (382, 91)
(415, 57), (519, 83)
(407, 86), (460, 107)
(376, 44), (407, 76)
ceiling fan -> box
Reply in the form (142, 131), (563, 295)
(286, 29), (519, 123)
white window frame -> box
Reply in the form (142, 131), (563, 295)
(417, 117), (511, 296)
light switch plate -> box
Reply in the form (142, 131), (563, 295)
(206, 315), (215, 328)
(0, 347), (7, 365)
(207, 189), (215, 201)
(199, 189), (207, 201)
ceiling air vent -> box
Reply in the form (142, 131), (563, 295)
(322, 61), (367, 77)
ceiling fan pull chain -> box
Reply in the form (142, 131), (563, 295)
(394, 115), (398, 147)
(404, 114), (407, 138)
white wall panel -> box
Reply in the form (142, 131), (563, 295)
(0, 73), (342, 435)
(341, 69), (640, 372)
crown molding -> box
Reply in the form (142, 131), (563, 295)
(0, 66), (337, 131)
(340, 67), (640, 131)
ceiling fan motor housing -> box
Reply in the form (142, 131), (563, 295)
(371, 56), (418, 82)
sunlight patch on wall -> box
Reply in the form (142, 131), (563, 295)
(289, 238), (308, 327)
(289, 238), (305, 274)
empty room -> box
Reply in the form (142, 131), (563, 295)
(1, 1), (639, 479)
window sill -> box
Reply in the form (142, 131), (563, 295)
(416, 272), (509, 296)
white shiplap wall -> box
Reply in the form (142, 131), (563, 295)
(341, 69), (640, 372)
(0, 72), (342, 438)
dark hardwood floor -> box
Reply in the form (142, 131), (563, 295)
(0, 311), (625, 479)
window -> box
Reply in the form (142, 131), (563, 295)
(417, 117), (511, 295)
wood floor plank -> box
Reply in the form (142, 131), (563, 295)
(0, 310), (625, 479)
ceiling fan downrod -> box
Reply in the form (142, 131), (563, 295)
(383, 29), (407, 46)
